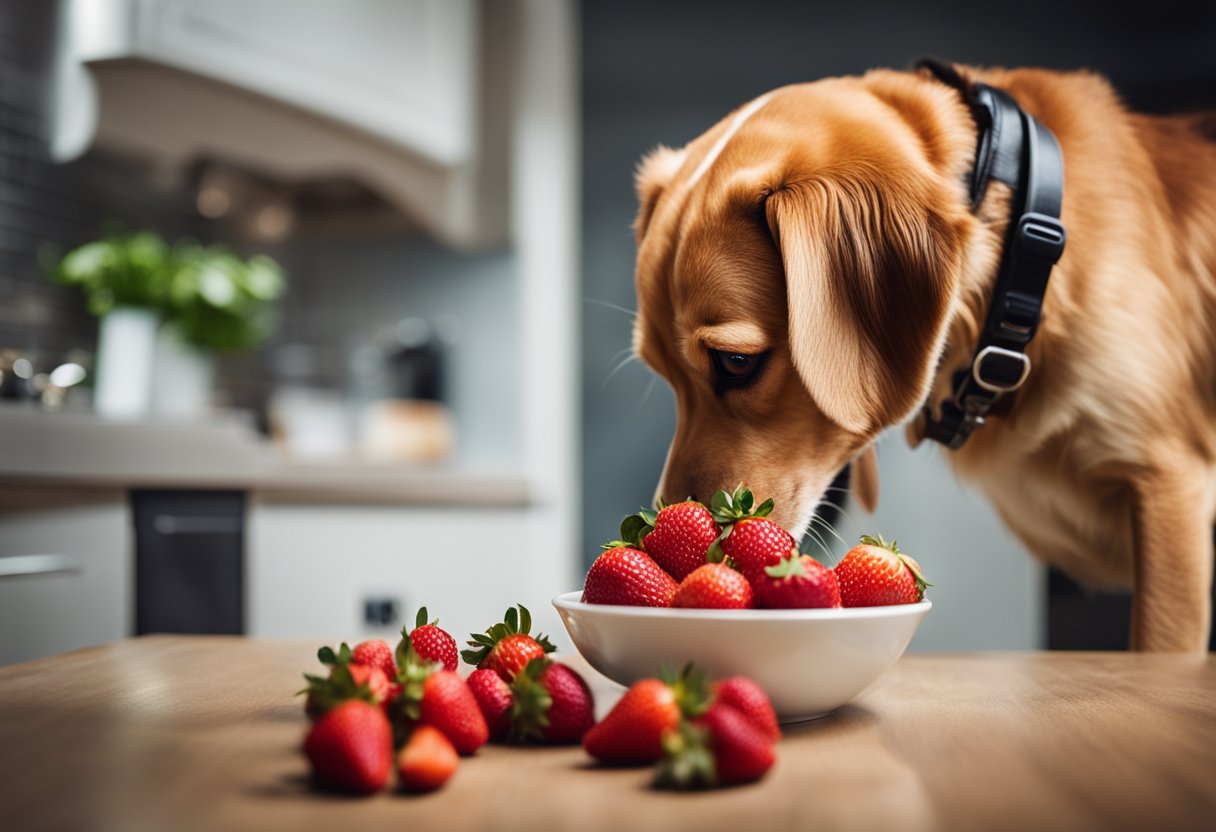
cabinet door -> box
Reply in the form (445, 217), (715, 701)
(129, 0), (477, 165)
(249, 503), (564, 646)
(0, 491), (130, 666)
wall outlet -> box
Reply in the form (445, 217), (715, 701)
(363, 596), (402, 629)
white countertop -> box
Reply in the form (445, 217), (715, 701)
(0, 407), (530, 506)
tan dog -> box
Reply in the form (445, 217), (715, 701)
(632, 62), (1216, 652)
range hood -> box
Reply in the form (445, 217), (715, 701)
(52, 0), (511, 248)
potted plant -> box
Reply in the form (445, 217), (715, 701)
(51, 232), (286, 419)
(52, 232), (173, 417)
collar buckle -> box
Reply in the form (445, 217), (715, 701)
(972, 345), (1031, 394)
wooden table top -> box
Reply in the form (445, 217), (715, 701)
(1, 637), (1213, 832)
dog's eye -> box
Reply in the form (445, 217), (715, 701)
(710, 350), (763, 383)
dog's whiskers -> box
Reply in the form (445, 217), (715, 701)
(584, 297), (638, 319)
(600, 351), (640, 389)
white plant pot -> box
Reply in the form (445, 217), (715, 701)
(94, 306), (158, 419)
(152, 326), (215, 418)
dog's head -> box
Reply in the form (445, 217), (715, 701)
(632, 71), (978, 538)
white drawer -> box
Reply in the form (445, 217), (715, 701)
(0, 492), (131, 666)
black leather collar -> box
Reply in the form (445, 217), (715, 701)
(916, 58), (1067, 450)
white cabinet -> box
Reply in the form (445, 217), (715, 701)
(91, 0), (477, 167)
(0, 490), (131, 666)
(248, 501), (575, 650)
(59, 0), (511, 247)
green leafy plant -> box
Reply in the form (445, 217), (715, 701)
(50, 231), (286, 353)
(51, 231), (174, 315)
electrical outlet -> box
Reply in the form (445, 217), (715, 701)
(363, 596), (402, 629)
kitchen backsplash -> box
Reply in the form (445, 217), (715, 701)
(0, 3), (221, 368)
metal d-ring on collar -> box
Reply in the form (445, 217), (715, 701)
(915, 58), (1067, 450)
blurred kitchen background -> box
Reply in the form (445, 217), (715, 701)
(2, 0), (1214, 666)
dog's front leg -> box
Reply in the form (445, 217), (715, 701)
(1129, 459), (1214, 652)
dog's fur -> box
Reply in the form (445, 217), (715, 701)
(632, 63), (1216, 651)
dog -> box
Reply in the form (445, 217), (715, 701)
(631, 61), (1216, 652)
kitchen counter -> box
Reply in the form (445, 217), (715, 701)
(1, 638), (1213, 831)
(0, 407), (529, 506)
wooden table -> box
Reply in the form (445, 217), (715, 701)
(1, 638), (1213, 832)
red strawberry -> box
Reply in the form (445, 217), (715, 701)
(709, 486), (796, 582)
(621, 501), (719, 581)
(399, 607), (458, 672)
(419, 671), (490, 755)
(304, 699), (393, 794)
(753, 554), (842, 609)
(352, 639), (396, 681)
(713, 676), (780, 743)
(834, 534), (931, 607)
(461, 605), (556, 681)
(349, 663), (392, 707)
(582, 545), (678, 607)
(397, 724), (459, 793)
(467, 668), (513, 739)
(672, 563), (753, 609)
(583, 665), (710, 764)
(300, 642), (382, 720)
(391, 642), (489, 755)
(656, 702), (776, 789)
(510, 658), (595, 744)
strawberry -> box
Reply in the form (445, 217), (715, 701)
(672, 563), (754, 609)
(467, 668), (513, 739)
(397, 725), (459, 793)
(656, 701), (776, 789)
(304, 699), (393, 794)
(349, 663), (392, 709)
(713, 676), (780, 743)
(461, 605), (556, 681)
(835, 534), (931, 607)
(418, 671), (489, 756)
(583, 665), (710, 764)
(709, 486), (796, 583)
(300, 642), (382, 720)
(582, 545), (678, 607)
(753, 554), (842, 609)
(400, 607), (458, 672)
(621, 500), (719, 581)
(510, 658), (595, 744)
(392, 642), (489, 755)
(352, 638), (396, 681)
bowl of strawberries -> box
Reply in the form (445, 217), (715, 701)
(554, 487), (932, 722)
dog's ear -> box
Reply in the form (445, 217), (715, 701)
(634, 145), (686, 240)
(765, 177), (962, 435)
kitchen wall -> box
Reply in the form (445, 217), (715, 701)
(579, 0), (1216, 650)
(0, 3), (221, 368)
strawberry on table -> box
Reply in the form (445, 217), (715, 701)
(583, 665), (710, 764)
(835, 534), (931, 607)
(672, 563), (754, 609)
(621, 500), (720, 581)
(461, 605), (556, 681)
(712, 676), (780, 743)
(300, 642), (385, 720)
(393, 642), (489, 755)
(304, 699), (394, 794)
(582, 544), (678, 607)
(397, 724), (459, 793)
(709, 486), (796, 583)
(352, 638), (396, 681)
(656, 701), (776, 789)
(467, 668), (514, 740)
(399, 607), (458, 672)
(753, 554), (842, 609)
(510, 658), (596, 744)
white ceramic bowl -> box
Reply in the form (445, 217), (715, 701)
(553, 591), (930, 722)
